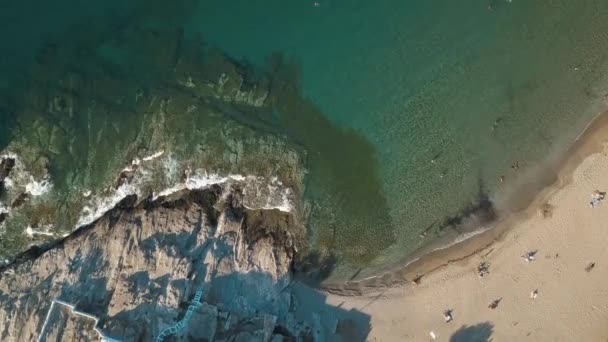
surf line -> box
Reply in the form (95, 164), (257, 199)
(155, 289), (204, 342)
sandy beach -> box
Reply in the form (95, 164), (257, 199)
(324, 117), (608, 341)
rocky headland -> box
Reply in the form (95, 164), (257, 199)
(0, 185), (370, 341)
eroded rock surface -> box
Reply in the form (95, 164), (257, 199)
(0, 186), (369, 341)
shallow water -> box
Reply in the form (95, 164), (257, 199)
(2, 0), (608, 281)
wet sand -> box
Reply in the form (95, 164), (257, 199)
(323, 111), (608, 340)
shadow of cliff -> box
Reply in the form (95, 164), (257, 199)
(450, 322), (494, 342)
(292, 250), (338, 288)
(437, 176), (496, 235)
(56, 246), (114, 322)
(98, 271), (370, 342)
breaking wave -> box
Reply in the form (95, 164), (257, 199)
(76, 151), (294, 229)
(0, 147), (295, 256)
(1, 152), (53, 198)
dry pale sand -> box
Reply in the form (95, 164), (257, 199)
(325, 138), (608, 341)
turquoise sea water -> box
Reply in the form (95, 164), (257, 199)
(2, 0), (608, 281)
(190, 0), (608, 279)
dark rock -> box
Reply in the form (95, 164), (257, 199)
(0, 157), (15, 181)
(10, 193), (28, 209)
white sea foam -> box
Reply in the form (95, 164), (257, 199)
(162, 153), (180, 182)
(153, 170), (294, 212)
(25, 177), (53, 196)
(1, 152), (53, 197)
(142, 150), (164, 161)
(241, 177), (293, 212)
(25, 225), (55, 238)
(0, 152), (18, 160)
(436, 226), (493, 251)
(397, 226), (492, 262)
(153, 171), (245, 199)
(76, 181), (139, 228)
(0, 203), (9, 231)
(76, 151), (174, 227)
(352, 226), (495, 284)
(72, 152), (294, 233)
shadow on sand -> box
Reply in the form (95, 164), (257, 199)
(450, 321), (494, 342)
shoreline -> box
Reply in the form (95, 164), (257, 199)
(324, 140), (608, 340)
(322, 108), (608, 295)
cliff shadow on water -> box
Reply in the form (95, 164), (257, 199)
(320, 175), (500, 294)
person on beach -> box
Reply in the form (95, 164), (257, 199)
(477, 262), (490, 277)
(443, 309), (453, 323)
(531, 289), (538, 299)
(590, 190), (605, 208)
(522, 250), (536, 262)
(590, 198), (600, 208)
(488, 298), (502, 309)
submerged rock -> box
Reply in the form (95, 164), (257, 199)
(0, 157), (15, 181)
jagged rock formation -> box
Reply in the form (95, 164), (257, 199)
(0, 186), (369, 341)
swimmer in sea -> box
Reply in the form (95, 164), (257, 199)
(491, 118), (502, 131)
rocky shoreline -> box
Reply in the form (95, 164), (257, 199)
(0, 23), (307, 261)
